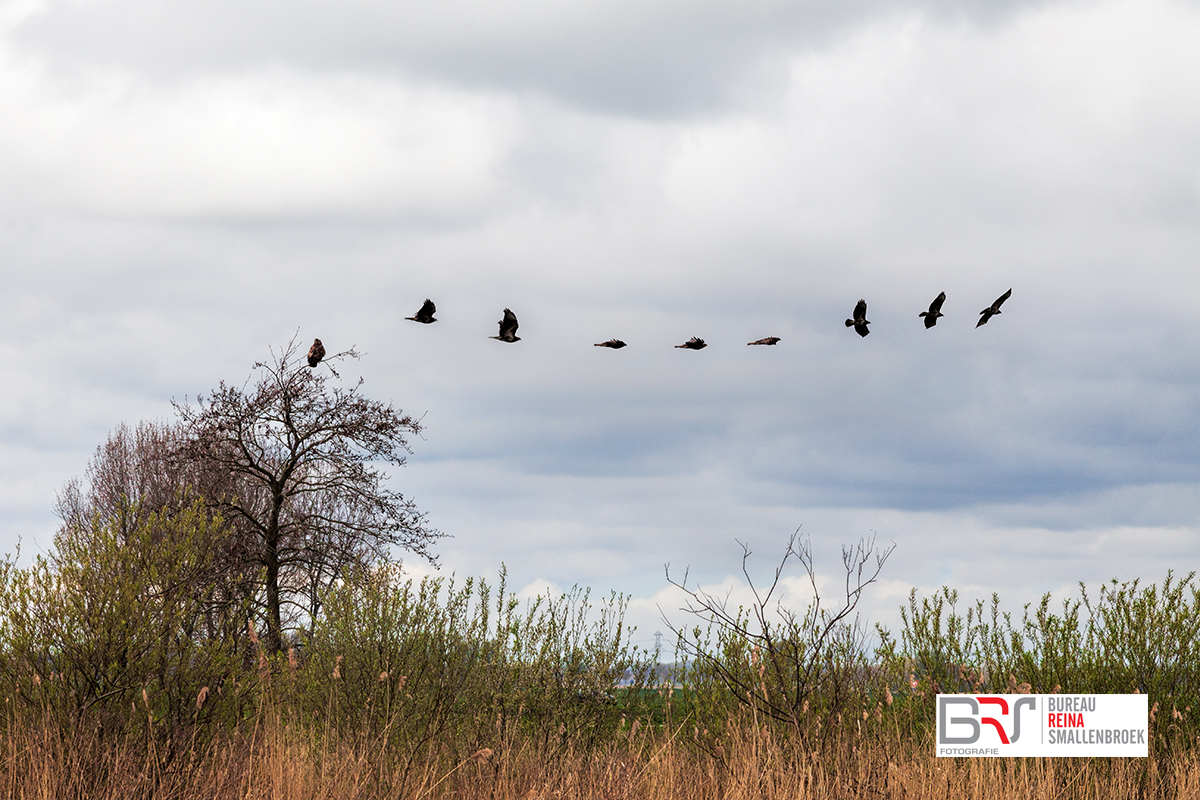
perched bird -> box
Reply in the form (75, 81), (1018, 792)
(491, 308), (521, 342)
(307, 338), (325, 367)
(406, 299), (437, 324)
(675, 337), (707, 350)
(747, 337), (781, 346)
(920, 292), (946, 329)
(977, 289), (1012, 328)
(594, 339), (627, 349)
(845, 299), (870, 337)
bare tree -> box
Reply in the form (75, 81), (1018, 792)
(54, 421), (252, 644)
(56, 420), (183, 543)
(174, 337), (441, 652)
(665, 532), (894, 734)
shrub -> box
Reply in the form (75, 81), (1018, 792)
(0, 499), (245, 740)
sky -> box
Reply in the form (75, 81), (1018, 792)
(2, 0), (1199, 652)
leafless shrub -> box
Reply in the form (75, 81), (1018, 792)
(666, 531), (894, 746)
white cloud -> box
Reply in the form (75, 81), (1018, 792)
(514, 577), (566, 604)
(1, 0), (1199, 648)
(7, 0), (1044, 115)
(0, 64), (518, 221)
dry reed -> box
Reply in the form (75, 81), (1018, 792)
(2, 708), (1196, 800)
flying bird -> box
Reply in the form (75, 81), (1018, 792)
(920, 292), (946, 329)
(748, 337), (781, 346)
(976, 289), (1012, 327)
(307, 338), (325, 367)
(594, 339), (627, 349)
(675, 337), (707, 350)
(406, 299), (437, 324)
(491, 308), (521, 342)
(845, 300), (870, 337)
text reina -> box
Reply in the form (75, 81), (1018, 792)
(1046, 696), (1096, 729)
(1048, 712), (1085, 728)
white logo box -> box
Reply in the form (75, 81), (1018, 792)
(936, 694), (1148, 757)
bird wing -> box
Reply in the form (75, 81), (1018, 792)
(854, 299), (867, 322)
(421, 299), (436, 317)
(929, 292), (946, 314)
(993, 288), (1012, 310)
(499, 308), (519, 336)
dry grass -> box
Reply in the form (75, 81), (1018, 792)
(3, 710), (1197, 800)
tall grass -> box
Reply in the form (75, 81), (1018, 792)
(880, 571), (1200, 755)
(2, 520), (1199, 798)
(4, 697), (1199, 799)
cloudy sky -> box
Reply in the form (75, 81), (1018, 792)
(2, 0), (1199, 650)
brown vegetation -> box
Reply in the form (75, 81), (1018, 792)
(3, 705), (1198, 799)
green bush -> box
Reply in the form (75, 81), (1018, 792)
(4, 511), (1198, 774)
(0, 499), (245, 739)
(878, 571), (1200, 755)
(285, 562), (653, 785)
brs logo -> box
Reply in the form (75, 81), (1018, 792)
(938, 696), (1037, 745)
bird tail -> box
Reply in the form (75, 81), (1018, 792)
(845, 319), (854, 327)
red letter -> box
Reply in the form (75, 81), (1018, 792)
(980, 717), (1011, 744)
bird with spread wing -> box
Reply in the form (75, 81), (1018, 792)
(406, 299), (437, 324)
(845, 300), (870, 337)
(920, 292), (946, 329)
(491, 309), (521, 342)
(977, 289), (1012, 327)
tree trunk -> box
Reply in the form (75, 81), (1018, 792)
(264, 496), (284, 654)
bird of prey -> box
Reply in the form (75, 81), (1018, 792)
(307, 338), (325, 367)
(675, 337), (707, 350)
(491, 308), (521, 342)
(748, 337), (781, 346)
(594, 339), (627, 349)
(920, 292), (946, 329)
(845, 299), (870, 337)
(976, 289), (1012, 327)
(406, 299), (437, 324)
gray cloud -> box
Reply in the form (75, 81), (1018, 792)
(11, 0), (1048, 116)
(2, 0), (1199, 649)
